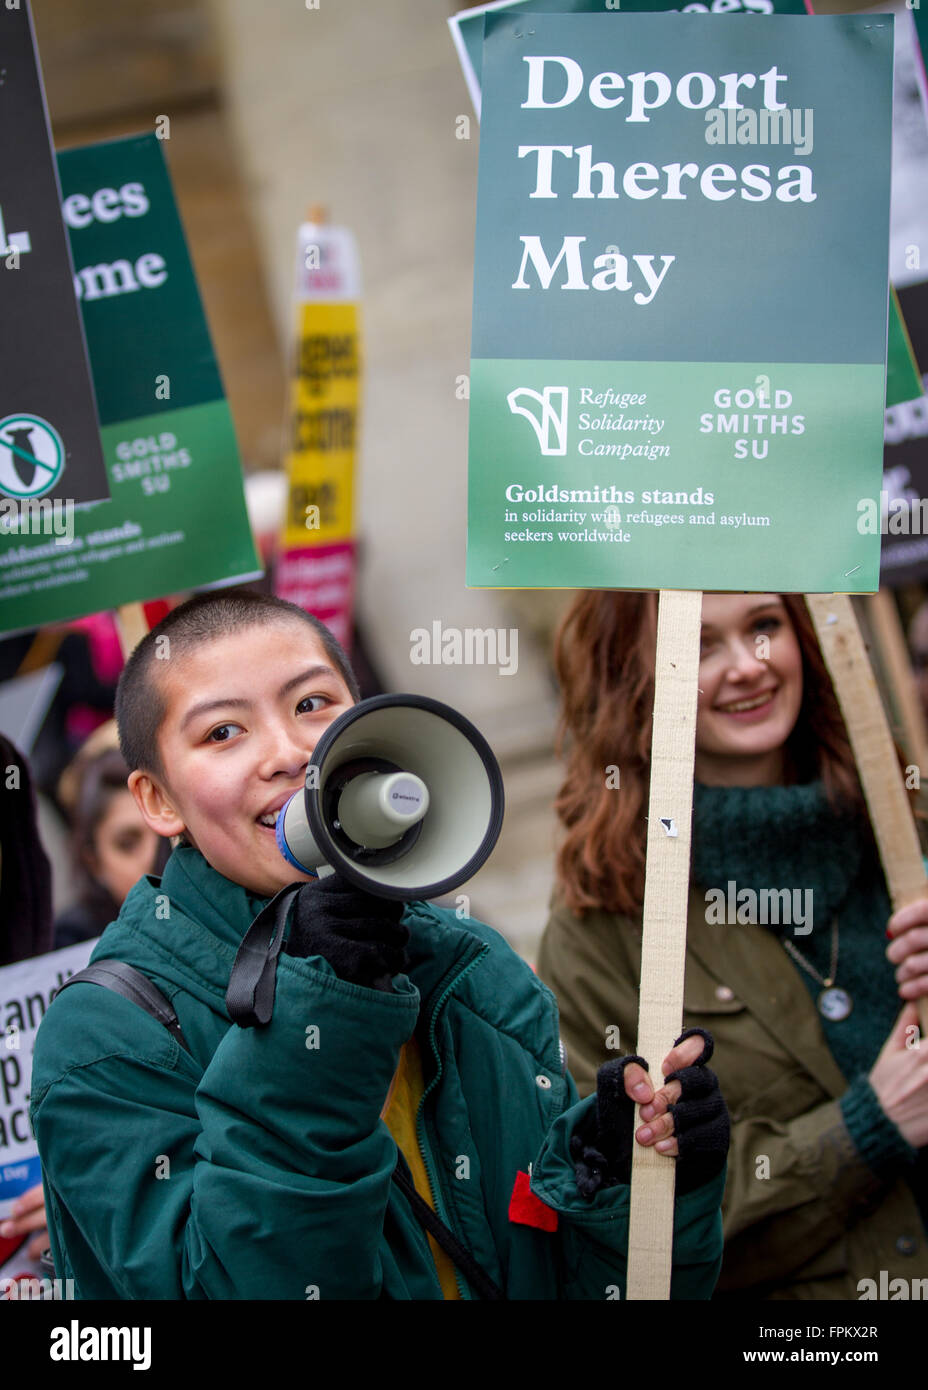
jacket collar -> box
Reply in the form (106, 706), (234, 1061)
(160, 845), (271, 945)
(117, 847), (486, 1014)
(684, 884), (849, 1098)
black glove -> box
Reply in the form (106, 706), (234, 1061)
(663, 1027), (730, 1194)
(285, 872), (410, 992)
(571, 1027), (730, 1199)
(571, 1052), (645, 1198)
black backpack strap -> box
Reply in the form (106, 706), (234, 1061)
(225, 883), (302, 1027)
(58, 953), (505, 1300)
(391, 1160), (506, 1301)
(56, 961), (191, 1055)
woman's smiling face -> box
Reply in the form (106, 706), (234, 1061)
(694, 594), (803, 788)
(129, 621), (356, 897)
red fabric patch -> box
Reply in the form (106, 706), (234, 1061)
(508, 1170), (558, 1232)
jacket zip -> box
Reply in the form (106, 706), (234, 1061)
(414, 943), (489, 1300)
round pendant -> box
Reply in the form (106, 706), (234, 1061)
(818, 987), (853, 1021)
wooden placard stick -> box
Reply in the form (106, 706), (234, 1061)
(626, 588), (702, 1301)
(115, 603), (150, 663)
(865, 589), (928, 775)
(806, 593), (928, 1039)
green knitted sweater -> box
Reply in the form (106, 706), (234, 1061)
(691, 780), (924, 1223)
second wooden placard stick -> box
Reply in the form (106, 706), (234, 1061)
(115, 603), (150, 663)
(806, 593), (928, 1039)
(626, 588), (703, 1300)
(865, 588), (928, 775)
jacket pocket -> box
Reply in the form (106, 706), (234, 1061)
(680, 984), (826, 1126)
(682, 964), (751, 1022)
(680, 983), (750, 1065)
(724, 1065), (825, 1126)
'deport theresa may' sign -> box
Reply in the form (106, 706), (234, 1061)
(466, 14), (894, 594)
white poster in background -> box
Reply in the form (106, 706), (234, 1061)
(0, 939), (97, 1225)
(883, 5), (928, 287)
(875, 2), (928, 585)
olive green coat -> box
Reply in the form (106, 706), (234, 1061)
(538, 886), (928, 1300)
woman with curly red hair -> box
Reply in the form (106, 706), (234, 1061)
(538, 590), (928, 1299)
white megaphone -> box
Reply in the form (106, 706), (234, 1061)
(275, 693), (504, 900)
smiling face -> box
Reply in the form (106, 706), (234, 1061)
(128, 620), (356, 897)
(694, 594), (803, 787)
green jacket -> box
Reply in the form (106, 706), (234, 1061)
(31, 847), (724, 1300)
(538, 886), (928, 1300)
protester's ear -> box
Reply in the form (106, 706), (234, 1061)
(128, 769), (186, 839)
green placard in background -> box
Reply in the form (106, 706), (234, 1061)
(887, 284), (922, 409)
(466, 14), (894, 593)
(0, 134), (260, 635)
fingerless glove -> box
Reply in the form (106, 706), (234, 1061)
(572, 1027), (730, 1198)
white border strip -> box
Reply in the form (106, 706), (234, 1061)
(447, 0), (536, 120)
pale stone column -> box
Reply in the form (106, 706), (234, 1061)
(207, 0), (562, 950)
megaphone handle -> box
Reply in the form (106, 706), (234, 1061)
(226, 884), (302, 1027)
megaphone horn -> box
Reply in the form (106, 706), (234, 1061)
(275, 693), (504, 900)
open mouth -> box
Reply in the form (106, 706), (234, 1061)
(256, 788), (303, 833)
(715, 689), (776, 717)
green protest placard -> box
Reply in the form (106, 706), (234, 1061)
(451, 0), (920, 409)
(466, 14), (893, 594)
(887, 285), (922, 412)
(0, 134), (260, 635)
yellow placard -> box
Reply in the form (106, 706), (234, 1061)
(283, 454), (355, 545)
(282, 301), (360, 548)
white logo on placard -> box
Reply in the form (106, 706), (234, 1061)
(507, 386), (568, 456)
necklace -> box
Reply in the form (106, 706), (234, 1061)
(782, 917), (853, 1021)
